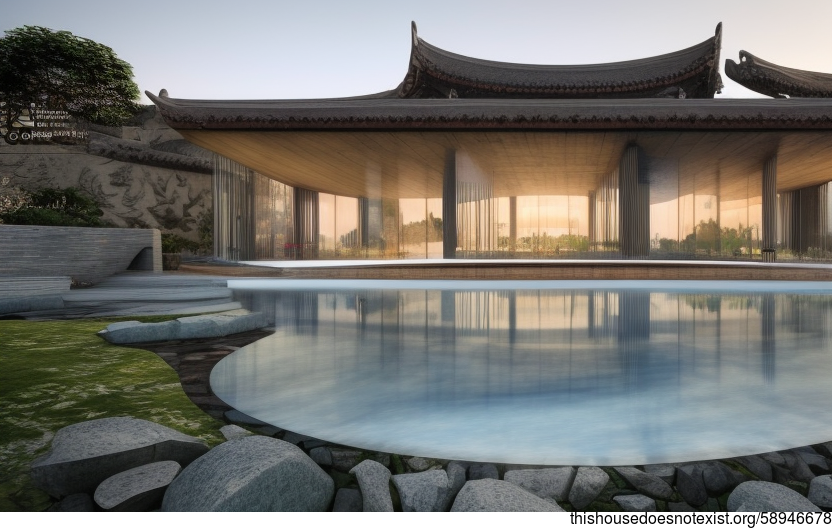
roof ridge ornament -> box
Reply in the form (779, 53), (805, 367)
(411, 21), (419, 48)
(725, 50), (832, 98)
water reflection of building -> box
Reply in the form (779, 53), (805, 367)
(237, 287), (832, 395)
(151, 24), (832, 263)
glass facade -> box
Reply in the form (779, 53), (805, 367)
(213, 130), (832, 261)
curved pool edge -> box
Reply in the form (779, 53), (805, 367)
(214, 278), (832, 467)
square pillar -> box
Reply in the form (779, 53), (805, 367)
(618, 145), (650, 258)
(442, 149), (457, 259)
(762, 157), (777, 262)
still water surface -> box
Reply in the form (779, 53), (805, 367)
(212, 280), (832, 465)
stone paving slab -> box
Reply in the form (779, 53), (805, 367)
(17, 272), (241, 319)
(98, 309), (268, 344)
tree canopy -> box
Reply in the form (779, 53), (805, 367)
(0, 187), (105, 227)
(0, 26), (140, 126)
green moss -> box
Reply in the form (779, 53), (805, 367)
(390, 453), (405, 474)
(722, 458), (758, 480)
(389, 481), (402, 512)
(605, 467), (628, 489)
(0, 320), (225, 511)
(329, 470), (355, 490)
(783, 480), (809, 495)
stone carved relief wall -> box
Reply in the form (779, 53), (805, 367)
(0, 106), (212, 243)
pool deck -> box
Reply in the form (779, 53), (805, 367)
(180, 258), (832, 281)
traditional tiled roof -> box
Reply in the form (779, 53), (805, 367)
(396, 22), (723, 99)
(725, 51), (832, 98)
(147, 23), (832, 132)
(147, 92), (832, 131)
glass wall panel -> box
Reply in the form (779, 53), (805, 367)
(381, 198), (401, 259)
(823, 183), (832, 256)
(318, 193), (336, 256)
(214, 155), (296, 261)
(779, 182), (832, 260)
(496, 197), (512, 254)
(644, 134), (766, 260)
(593, 169), (619, 255)
(213, 131), (832, 262)
(692, 143), (721, 257)
(213, 154), (254, 260)
(254, 174), (293, 260)
(335, 196), (359, 257)
(516, 196), (538, 256)
(456, 151), (497, 258)
(426, 198), (444, 259)
(400, 198), (429, 259)
(648, 158), (679, 255)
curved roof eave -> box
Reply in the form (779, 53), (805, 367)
(147, 90), (832, 131)
(397, 21), (723, 99)
(725, 51), (832, 99)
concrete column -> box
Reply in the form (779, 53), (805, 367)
(509, 196), (517, 254)
(618, 145), (650, 258)
(762, 157), (777, 262)
(358, 197), (369, 250)
(293, 187), (319, 259)
(588, 190), (596, 250)
(442, 149), (457, 259)
(798, 186), (820, 253)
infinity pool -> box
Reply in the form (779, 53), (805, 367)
(211, 280), (832, 465)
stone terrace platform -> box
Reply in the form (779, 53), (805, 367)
(180, 258), (832, 281)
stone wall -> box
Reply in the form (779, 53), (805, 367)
(0, 106), (212, 245)
(0, 225), (161, 284)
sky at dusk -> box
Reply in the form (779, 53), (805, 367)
(4, 0), (832, 104)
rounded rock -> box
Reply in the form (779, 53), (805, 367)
(30, 417), (208, 498)
(808, 475), (832, 509)
(569, 467), (610, 510)
(728, 481), (821, 512)
(451, 479), (563, 512)
(162, 436), (333, 511)
(94, 460), (181, 511)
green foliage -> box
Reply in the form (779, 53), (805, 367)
(161, 232), (199, 254)
(0, 187), (104, 227)
(516, 232), (590, 254)
(0, 185), (31, 216)
(678, 219), (757, 256)
(400, 213), (443, 245)
(0, 26), (139, 126)
(0, 319), (224, 511)
(161, 210), (212, 255)
(195, 207), (214, 255)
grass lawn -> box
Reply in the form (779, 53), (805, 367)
(0, 319), (226, 512)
